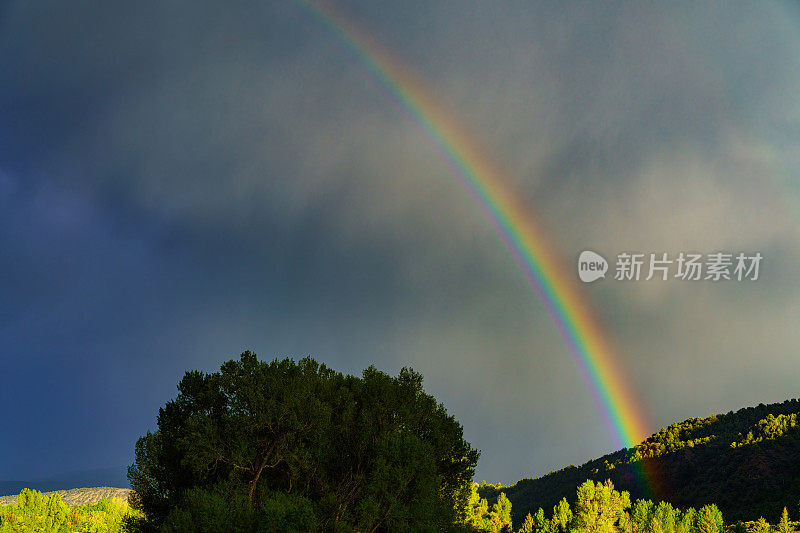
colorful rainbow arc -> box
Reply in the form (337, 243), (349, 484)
(299, 0), (653, 491)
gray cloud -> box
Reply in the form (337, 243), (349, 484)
(1, 1), (799, 483)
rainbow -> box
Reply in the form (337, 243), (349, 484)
(299, 0), (654, 492)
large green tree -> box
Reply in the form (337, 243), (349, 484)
(128, 352), (479, 532)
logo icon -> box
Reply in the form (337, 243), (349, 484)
(578, 250), (608, 283)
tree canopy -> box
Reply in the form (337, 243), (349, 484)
(127, 351), (480, 532)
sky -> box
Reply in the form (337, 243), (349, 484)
(1, 1), (800, 485)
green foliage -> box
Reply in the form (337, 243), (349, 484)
(514, 479), (744, 533)
(777, 507), (790, 533)
(653, 501), (677, 533)
(631, 498), (654, 532)
(464, 482), (485, 528)
(752, 517), (771, 533)
(571, 480), (629, 533)
(128, 352), (480, 532)
(533, 508), (547, 531)
(732, 522), (748, 533)
(0, 489), (68, 533)
(159, 484), (256, 533)
(493, 493), (513, 531)
(159, 484), (318, 533)
(677, 508), (697, 533)
(552, 497), (572, 533)
(695, 504), (723, 533)
(462, 483), (513, 532)
(732, 414), (799, 448)
(518, 512), (535, 533)
(0, 489), (139, 533)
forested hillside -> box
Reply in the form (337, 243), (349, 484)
(484, 399), (800, 526)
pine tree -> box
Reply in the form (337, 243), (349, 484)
(518, 512), (535, 533)
(533, 508), (547, 532)
(696, 504), (724, 533)
(779, 506), (791, 533)
(654, 501), (677, 533)
(553, 497), (572, 532)
(631, 499), (654, 532)
(463, 482), (483, 527)
(493, 492), (513, 532)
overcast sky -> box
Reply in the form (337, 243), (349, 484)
(1, 1), (800, 484)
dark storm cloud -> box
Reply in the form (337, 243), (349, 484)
(1, 0), (800, 483)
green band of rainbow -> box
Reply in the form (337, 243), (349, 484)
(300, 0), (653, 493)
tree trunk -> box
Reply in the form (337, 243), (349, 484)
(249, 437), (281, 502)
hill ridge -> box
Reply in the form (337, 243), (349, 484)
(0, 486), (132, 507)
(482, 397), (800, 525)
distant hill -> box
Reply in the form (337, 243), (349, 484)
(0, 486), (132, 507)
(0, 465), (128, 497)
(482, 398), (800, 525)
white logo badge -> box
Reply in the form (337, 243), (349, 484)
(578, 250), (608, 283)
